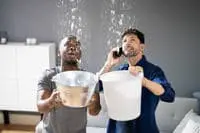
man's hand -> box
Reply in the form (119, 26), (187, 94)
(88, 92), (101, 116)
(48, 90), (63, 109)
(37, 89), (63, 113)
(97, 47), (123, 76)
(129, 66), (143, 76)
(106, 47), (122, 67)
(129, 66), (146, 86)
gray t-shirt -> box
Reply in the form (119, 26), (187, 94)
(37, 67), (87, 133)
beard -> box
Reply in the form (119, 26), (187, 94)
(123, 50), (139, 58)
(63, 59), (79, 66)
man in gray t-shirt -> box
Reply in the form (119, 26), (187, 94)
(36, 35), (101, 133)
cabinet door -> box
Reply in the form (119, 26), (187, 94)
(0, 46), (17, 79)
(16, 45), (55, 79)
(0, 44), (56, 112)
(16, 44), (56, 112)
(17, 78), (38, 112)
(0, 79), (19, 110)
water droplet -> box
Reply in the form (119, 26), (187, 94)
(119, 0), (133, 10)
(71, 22), (75, 31)
(107, 39), (111, 46)
(111, 0), (115, 5)
(116, 38), (121, 44)
(77, 29), (82, 38)
(77, 0), (84, 4)
(108, 27), (113, 32)
(119, 18), (123, 26)
(56, 0), (64, 8)
(72, 15), (76, 20)
(115, 31), (121, 36)
(71, 8), (78, 13)
(111, 10), (115, 16)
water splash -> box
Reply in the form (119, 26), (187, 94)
(56, 0), (64, 8)
(56, 0), (91, 70)
(102, 0), (137, 49)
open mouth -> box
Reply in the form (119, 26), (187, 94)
(68, 53), (75, 56)
(67, 54), (76, 58)
(63, 52), (76, 59)
(66, 51), (76, 56)
(124, 47), (134, 53)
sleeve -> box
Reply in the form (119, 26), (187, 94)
(37, 69), (54, 92)
(94, 80), (103, 93)
(151, 67), (175, 102)
(98, 80), (104, 92)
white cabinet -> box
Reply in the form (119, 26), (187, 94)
(0, 43), (56, 112)
(0, 46), (17, 79)
(0, 79), (18, 110)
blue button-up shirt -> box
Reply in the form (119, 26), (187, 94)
(99, 55), (175, 133)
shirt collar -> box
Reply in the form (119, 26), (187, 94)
(136, 55), (147, 67)
(121, 55), (147, 68)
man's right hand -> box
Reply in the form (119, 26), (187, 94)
(37, 89), (63, 113)
(97, 47), (123, 76)
(106, 47), (122, 67)
(48, 90), (63, 109)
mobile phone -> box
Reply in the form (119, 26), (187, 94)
(113, 47), (123, 58)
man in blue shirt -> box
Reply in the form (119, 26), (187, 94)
(98, 28), (175, 133)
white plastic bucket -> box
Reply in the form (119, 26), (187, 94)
(100, 70), (143, 121)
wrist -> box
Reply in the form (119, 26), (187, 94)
(47, 98), (54, 109)
(142, 77), (147, 87)
(104, 62), (112, 71)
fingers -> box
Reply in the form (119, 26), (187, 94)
(53, 96), (63, 108)
(129, 66), (143, 76)
(106, 47), (123, 67)
(108, 47), (120, 57)
(135, 66), (143, 72)
(49, 90), (63, 108)
(51, 90), (60, 99)
(89, 95), (96, 105)
(111, 47), (119, 52)
(110, 47), (121, 57)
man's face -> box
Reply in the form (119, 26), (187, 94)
(122, 34), (144, 57)
(59, 39), (81, 63)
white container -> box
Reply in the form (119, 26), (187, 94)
(26, 38), (37, 45)
(100, 70), (143, 121)
(0, 37), (7, 44)
(52, 71), (98, 108)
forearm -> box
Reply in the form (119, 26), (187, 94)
(142, 77), (165, 96)
(88, 92), (101, 116)
(97, 62), (113, 76)
(37, 98), (53, 113)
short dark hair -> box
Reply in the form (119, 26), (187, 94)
(59, 35), (81, 51)
(121, 28), (145, 44)
(67, 35), (81, 45)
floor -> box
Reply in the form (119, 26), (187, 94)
(0, 129), (34, 132)
(0, 124), (35, 133)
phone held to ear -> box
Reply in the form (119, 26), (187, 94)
(113, 47), (123, 58)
